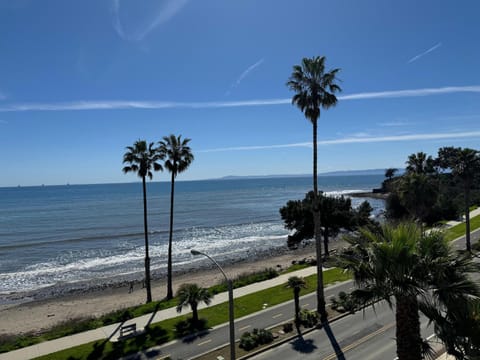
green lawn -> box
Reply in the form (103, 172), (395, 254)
(34, 268), (351, 360)
(444, 214), (480, 241)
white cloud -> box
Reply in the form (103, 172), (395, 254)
(0, 92), (6, 100)
(408, 42), (442, 63)
(1, 85), (479, 112)
(226, 58), (264, 95)
(198, 131), (480, 153)
(111, 0), (188, 41)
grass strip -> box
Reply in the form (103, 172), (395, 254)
(33, 268), (351, 360)
(444, 214), (480, 241)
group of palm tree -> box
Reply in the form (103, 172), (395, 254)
(287, 56), (479, 359)
(122, 135), (194, 303)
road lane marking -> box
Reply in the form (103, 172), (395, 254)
(323, 322), (396, 360)
(197, 339), (212, 346)
(303, 303), (310, 307)
(239, 325), (251, 331)
(272, 313), (283, 319)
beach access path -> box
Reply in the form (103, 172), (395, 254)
(2, 207), (479, 360)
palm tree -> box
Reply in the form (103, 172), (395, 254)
(438, 147), (480, 252)
(123, 140), (163, 303)
(287, 276), (307, 332)
(176, 283), (212, 326)
(406, 152), (435, 175)
(385, 168), (397, 181)
(287, 56), (341, 322)
(339, 222), (479, 360)
(158, 134), (194, 300)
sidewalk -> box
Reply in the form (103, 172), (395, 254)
(0, 267), (318, 360)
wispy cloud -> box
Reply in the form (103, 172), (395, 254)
(408, 42), (442, 63)
(226, 58), (264, 96)
(1, 85), (480, 112)
(111, 0), (188, 41)
(198, 131), (480, 153)
(0, 91), (6, 100)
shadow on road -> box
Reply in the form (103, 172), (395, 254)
(182, 329), (210, 344)
(291, 337), (317, 353)
(322, 321), (346, 360)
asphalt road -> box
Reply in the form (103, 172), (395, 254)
(147, 228), (480, 360)
(152, 280), (354, 360)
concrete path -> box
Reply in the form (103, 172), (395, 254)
(2, 208), (478, 360)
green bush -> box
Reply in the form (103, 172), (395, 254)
(330, 291), (359, 313)
(299, 309), (319, 328)
(239, 328), (274, 351)
(282, 322), (294, 333)
(174, 318), (208, 338)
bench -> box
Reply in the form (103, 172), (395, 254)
(119, 323), (137, 338)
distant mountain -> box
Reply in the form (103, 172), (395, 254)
(218, 169), (404, 180)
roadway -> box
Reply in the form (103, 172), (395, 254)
(153, 228), (479, 360)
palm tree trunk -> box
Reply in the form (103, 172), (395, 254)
(167, 171), (176, 299)
(142, 176), (152, 303)
(395, 295), (422, 360)
(192, 303), (199, 326)
(464, 183), (471, 252)
(323, 230), (329, 257)
(294, 288), (301, 331)
(312, 118), (327, 322)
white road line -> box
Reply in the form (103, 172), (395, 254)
(197, 339), (212, 346)
(239, 325), (251, 331)
(272, 313), (283, 319)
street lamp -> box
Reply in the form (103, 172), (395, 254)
(191, 249), (235, 360)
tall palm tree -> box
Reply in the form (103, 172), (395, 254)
(123, 140), (163, 303)
(287, 276), (307, 332)
(159, 134), (194, 300)
(339, 222), (479, 360)
(287, 56), (341, 321)
(438, 147), (480, 252)
(176, 283), (212, 326)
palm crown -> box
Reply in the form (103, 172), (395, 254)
(122, 140), (163, 178)
(287, 56), (341, 124)
(158, 134), (194, 177)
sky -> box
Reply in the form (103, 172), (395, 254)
(1, 0), (480, 187)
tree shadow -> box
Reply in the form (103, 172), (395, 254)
(291, 337), (317, 354)
(322, 321), (346, 360)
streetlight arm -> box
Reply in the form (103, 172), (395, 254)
(190, 249), (228, 283)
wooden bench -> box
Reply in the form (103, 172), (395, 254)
(119, 323), (137, 339)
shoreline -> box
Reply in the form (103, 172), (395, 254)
(0, 241), (324, 336)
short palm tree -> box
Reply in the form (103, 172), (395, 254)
(287, 276), (307, 332)
(176, 283), (212, 325)
(339, 222), (479, 360)
(123, 140), (163, 303)
(159, 134), (194, 300)
(287, 56), (341, 321)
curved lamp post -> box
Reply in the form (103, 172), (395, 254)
(191, 249), (235, 360)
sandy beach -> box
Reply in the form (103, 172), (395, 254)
(0, 244), (321, 336)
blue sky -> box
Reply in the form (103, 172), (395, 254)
(1, 0), (479, 187)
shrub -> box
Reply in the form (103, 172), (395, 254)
(299, 309), (319, 328)
(330, 291), (359, 313)
(282, 322), (294, 333)
(239, 328), (274, 351)
(239, 332), (257, 351)
(174, 318), (207, 337)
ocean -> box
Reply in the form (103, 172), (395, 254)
(0, 175), (384, 298)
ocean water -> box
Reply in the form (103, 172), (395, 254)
(0, 175), (384, 296)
